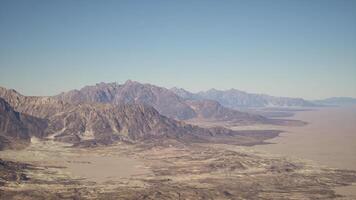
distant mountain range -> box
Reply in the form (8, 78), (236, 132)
(313, 97), (356, 106)
(171, 87), (317, 108)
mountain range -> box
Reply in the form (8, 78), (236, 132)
(171, 87), (317, 108)
(3, 80), (351, 150)
(0, 83), (280, 150)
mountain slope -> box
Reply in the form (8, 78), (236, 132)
(170, 87), (201, 100)
(0, 86), (72, 119)
(46, 103), (191, 144)
(0, 98), (47, 150)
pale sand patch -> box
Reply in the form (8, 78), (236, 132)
(242, 106), (356, 198)
(194, 106), (356, 198)
(0, 138), (150, 183)
(246, 106), (356, 171)
(62, 154), (146, 183)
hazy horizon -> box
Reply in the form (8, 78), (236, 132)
(1, 0), (355, 99)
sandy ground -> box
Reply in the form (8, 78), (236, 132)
(239, 105), (356, 198)
(0, 138), (149, 183)
(1, 137), (356, 199)
(246, 106), (356, 171)
(1, 107), (356, 199)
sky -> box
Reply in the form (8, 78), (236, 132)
(0, 0), (355, 99)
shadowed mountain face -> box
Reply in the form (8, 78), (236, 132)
(0, 98), (47, 150)
(55, 80), (268, 124)
(171, 87), (316, 108)
(0, 97), (29, 149)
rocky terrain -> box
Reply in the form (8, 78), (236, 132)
(0, 139), (356, 200)
(171, 87), (317, 108)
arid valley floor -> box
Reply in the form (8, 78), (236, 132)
(1, 106), (356, 200)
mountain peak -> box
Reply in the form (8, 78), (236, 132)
(124, 79), (140, 85)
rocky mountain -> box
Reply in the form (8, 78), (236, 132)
(0, 87), (191, 145)
(46, 102), (194, 144)
(55, 80), (268, 124)
(171, 88), (316, 108)
(0, 98), (47, 150)
(313, 97), (356, 106)
(0, 87), (276, 147)
(55, 81), (197, 120)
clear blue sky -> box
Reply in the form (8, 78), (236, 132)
(0, 0), (355, 99)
